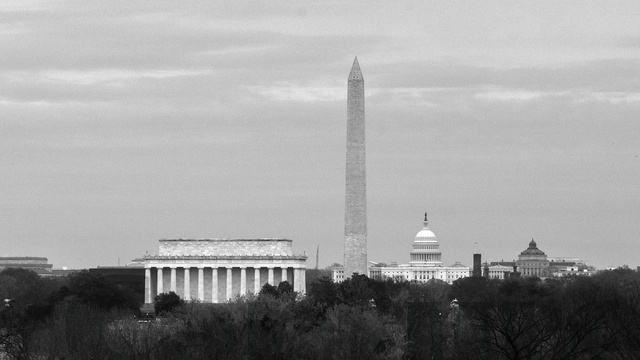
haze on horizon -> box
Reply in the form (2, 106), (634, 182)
(1, 1), (639, 270)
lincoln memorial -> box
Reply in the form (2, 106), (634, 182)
(143, 238), (307, 303)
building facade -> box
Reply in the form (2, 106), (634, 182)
(0, 257), (53, 275)
(489, 255), (593, 279)
(516, 239), (549, 277)
(335, 214), (471, 284)
(486, 264), (514, 279)
(548, 257), (595, 277)
(143, 238), (307, 304)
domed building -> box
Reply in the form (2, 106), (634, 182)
(515, 239), (549, 277)
(409, 215), (443, 266)
(351, 213), (470, 284)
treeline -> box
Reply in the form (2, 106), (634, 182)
(0, 268), (639, 359)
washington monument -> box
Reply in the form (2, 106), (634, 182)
(343, 57), (367, 276)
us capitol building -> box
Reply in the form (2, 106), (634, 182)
(334, 214), (471, 284)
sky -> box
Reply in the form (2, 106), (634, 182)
(1, 1), (639, 270)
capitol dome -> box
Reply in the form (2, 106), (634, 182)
(415, 225), (437, 241)
(409, 213), (443, 267)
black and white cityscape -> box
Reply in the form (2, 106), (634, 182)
(1, 2), (639, 359)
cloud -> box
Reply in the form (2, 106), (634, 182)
(474, 89), (563, 102)
(579, 91), (640, 103)
(251, 83), (343, 102)
(618, 36), (640, 48)
(376, 59), (640, 91)
(363, 58), (640, 108)
(0, 0), (51, 12)
(41, 69), (212, 84)
(1, 0), (639, 270)
(473, 88), (640, 104)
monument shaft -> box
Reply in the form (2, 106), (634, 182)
(344, 57), (367, 276)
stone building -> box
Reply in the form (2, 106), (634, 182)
(489, 255), (593, 279)
(144, 238), (307, 304)
(516, 239), (549, 277)
(486, 264), (514, 279)
(0, 257), (53, 275)
(548, 257), (595, 277)
(409, 214), (443, 267)
(336, 214), (471, 284)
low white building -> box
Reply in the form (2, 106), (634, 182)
(0, 257), (53, 275)
(144, 238), (307, 304)
(487, 264), (513, 279)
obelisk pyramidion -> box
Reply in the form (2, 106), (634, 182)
(344, 57), (367, 277)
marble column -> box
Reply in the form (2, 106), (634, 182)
(226, 268), (233, 300)
(145, 268), (151, 303)
(197, 267), (204, 301)
(211, 267), (218, 303)
(268, 267), (274, 285)
(254, 267), (261, 293)
(157, 267), (164, 295)
(281, 267), (288, 283)
(294, 268), (305, 292)
(183, 267), (190, 300)
(170, 267), (177, 292)
(299, 268), (306, 293)
(240, 267), (246, 295)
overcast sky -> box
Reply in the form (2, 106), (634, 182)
(1, 1), (639, 270)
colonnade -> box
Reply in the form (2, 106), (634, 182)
(144, 265), (305, 303)
(519, 267), (545, 276)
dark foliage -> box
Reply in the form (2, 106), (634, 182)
(305, 268), (331, 291)
(258, 281), (296, 301)
(258, 283), (279, 298)
(277, 280), (294, 296)
(154, 291), (183, 315)
(307, 275), (338, 307)
(337, 273), (375, 306)
(50, 270), (140, 312)
(1, 268), (640, 359)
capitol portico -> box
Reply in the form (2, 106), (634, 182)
(144, 238), (307, 304)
